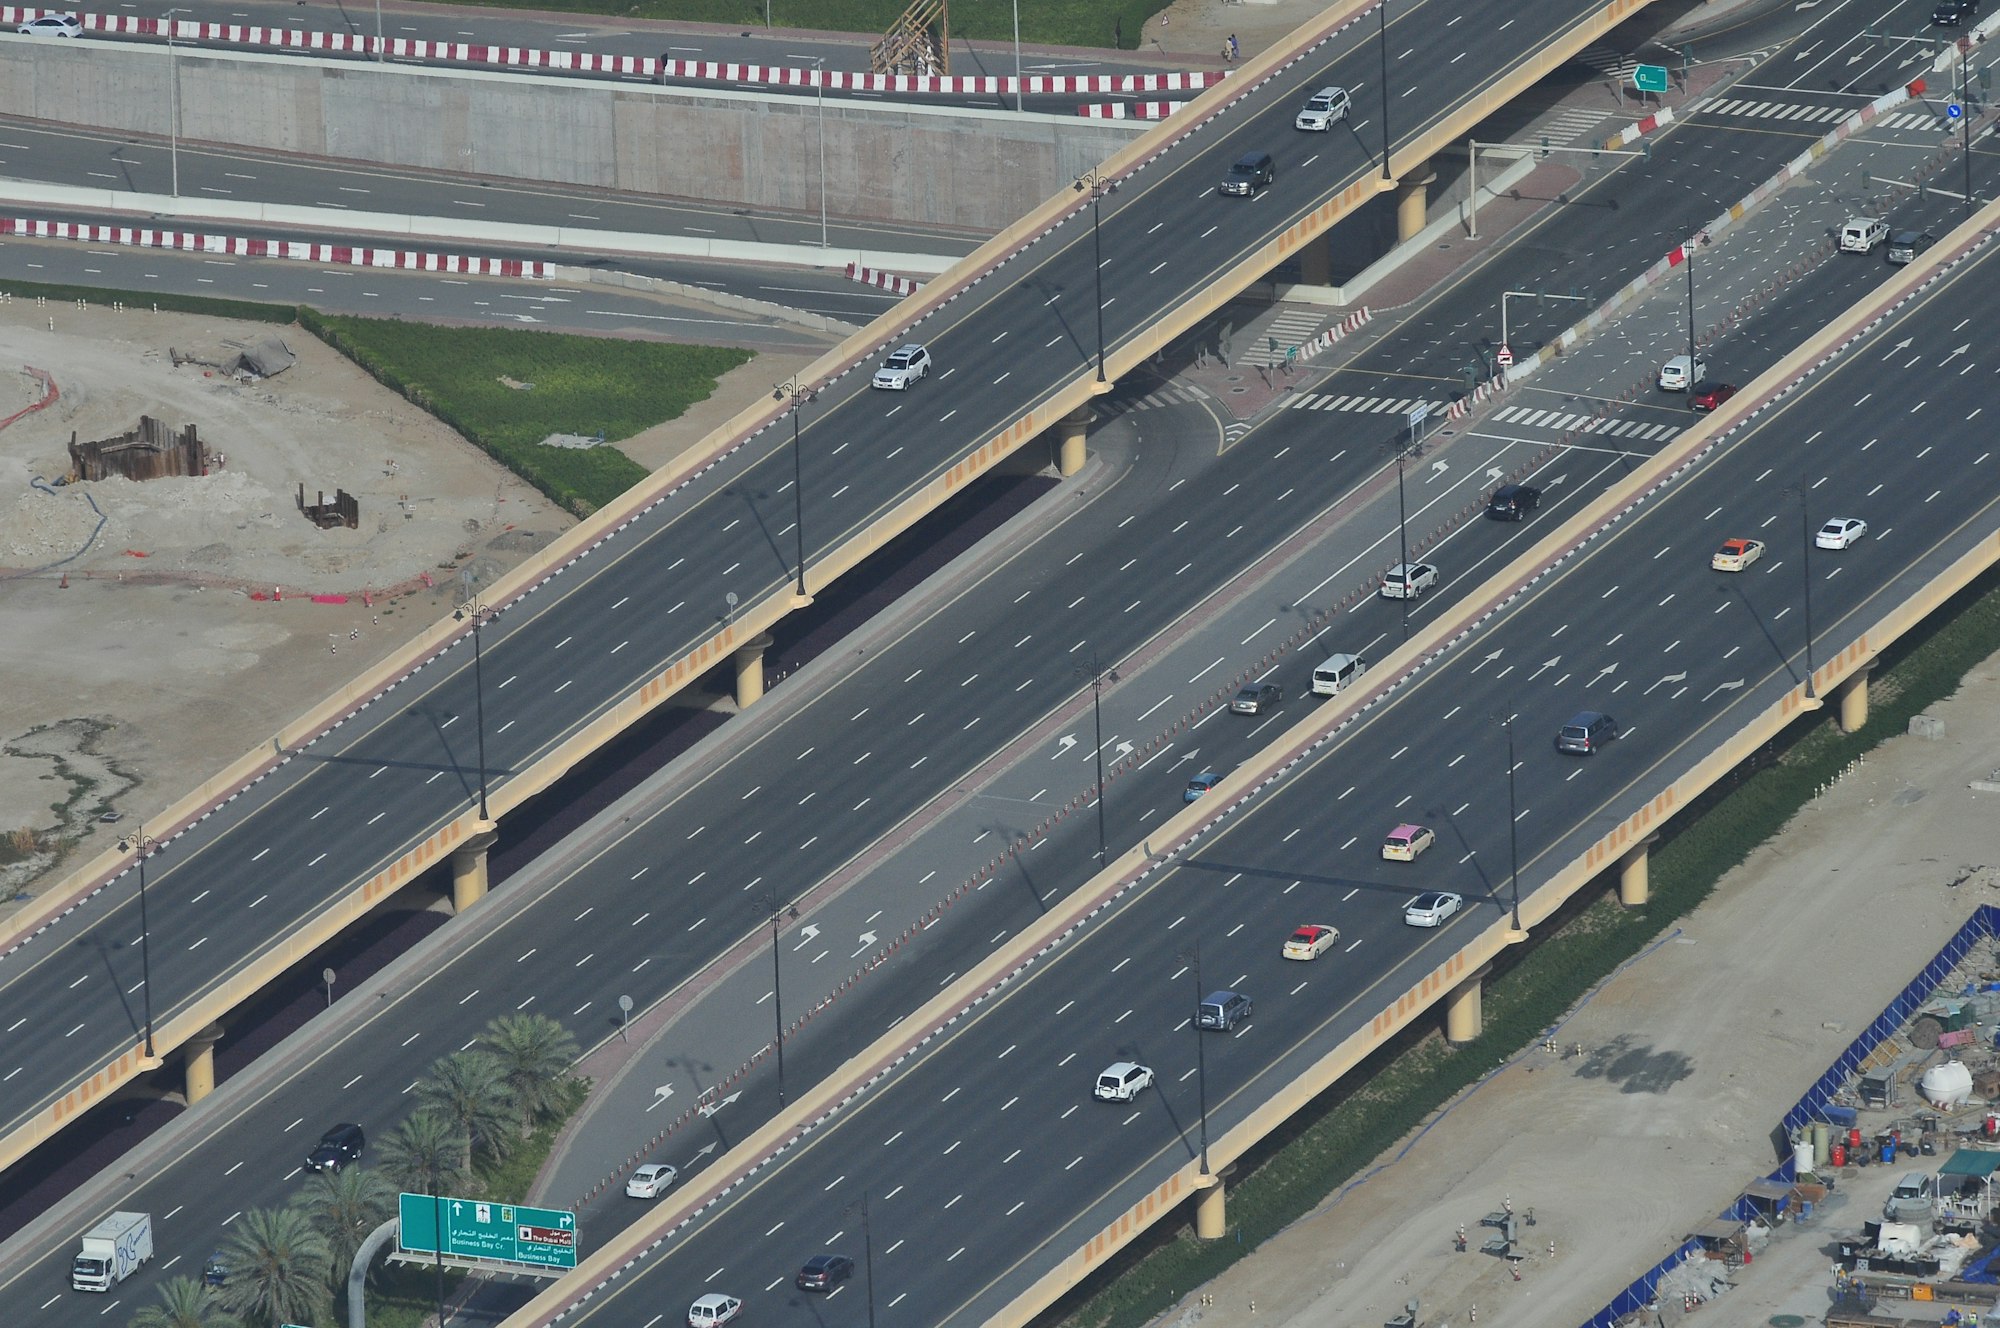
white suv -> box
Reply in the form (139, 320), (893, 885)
(1379, 563), (1438, 600)
(1094, 1062), (1155, 1102)
(1295, 86), (1352, 130)
(872, 343), (931, 390)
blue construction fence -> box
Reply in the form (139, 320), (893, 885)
(1573, 904), (2000, 1328)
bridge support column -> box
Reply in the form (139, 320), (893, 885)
(1193, 1172), (1227, 1239)
(1054, 405), (1091, 477)
(184, 1023), (224, 1104)
(1618, 839), (1654, 908)
(734, 633), (776, 709)
(1396, 167), (1438, 243)
(1297, 234), (1332, 287)
(1835, 665), (1871, 734)
(1444, 964), (1489, 1044)
(451, 823), (499, 913)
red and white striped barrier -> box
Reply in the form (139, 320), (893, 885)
(1077, 102), (1185, 120)
(1601, 104), (1676, 150)
(844, 262), (920, 297)
(1, 10), (1226, 100)
(0, 217), (554, 279)
(656, 60), (1223, 97)
(1290, 306), (1371, 366)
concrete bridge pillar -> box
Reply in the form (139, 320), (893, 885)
(451, 823), (500, 913)
(1396, 166), (1438, 243)
(184, 1023), (225, 1104)
(1193, 1172), (1227, 1239)
(734, 633), (777, 709)
(1618, 840), (1654, 907)
(1055, 405), (1092, 477)
(1444, 964), (1489, 1044)
(1835, 665), (1871, 734)
(1297, 234), (1333, 287)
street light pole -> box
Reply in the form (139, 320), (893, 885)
(1796, 483), (1817, 697)
(1394, 444), (1411, 642)
(770, 894), (789, 1106)
(859, 1190), (877, 1328)
(1377, 0), (1392, 183)
(165, 9), (183, 198)
(1011, 0), (1024, 114)
(452, 598), (493, 821)
(1500, 714), (1525, 938)
(814, 57), (828, 249)
(1684, 233), (1699, 409)
(1076, 658), (1118, 861)
(1182, 944), (1211, 1175)
(775, 380), (815, 604)
(119, 828), (159, 1060)
(1073, 171), (1114, 384)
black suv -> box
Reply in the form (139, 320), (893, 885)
(796, 1254), (855, 1292)
(1934, 0), (1977, 23)
(1219, 151), (1275, 197)
(1486, 483), (1542, 521)
(304, 1122), (365, 1172)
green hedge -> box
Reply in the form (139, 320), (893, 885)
(1050, 564), (2000, 1328)
(410, 0), (1148, 49)
(297, 311), (750, 515)
(0, 279), (296, 323)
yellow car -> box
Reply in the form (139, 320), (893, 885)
(1282, 924), (1341, 961)
(1382, 823), (1435, 862)
(1710, 537), (1765, 572)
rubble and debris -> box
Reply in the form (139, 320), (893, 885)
(297, 484), (359, 530)
(66, 417), (206, 482)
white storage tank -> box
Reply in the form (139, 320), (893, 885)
(1921, 1060), (1974, 1109)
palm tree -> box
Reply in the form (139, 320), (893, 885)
(214, 1207), (332, 1328)
(293, 1164), (395, 1289)
(416, 1049), (519, 1172)
(129, 1275), (240, 1328)
(482, 1013), (579, 1137)
(377, 1110), (468, 1199)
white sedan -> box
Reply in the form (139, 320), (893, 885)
(1283, 924), (1341, 961)
(625, 1162), (678, 1198)
(1404, 891), (1464, 928)
(18, 13), (83, 35)
(1815, 517), (1868, 550)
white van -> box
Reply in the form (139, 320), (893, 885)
(1312, 653), (1366, 696)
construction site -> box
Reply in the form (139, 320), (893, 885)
(0, 301), (579, 905)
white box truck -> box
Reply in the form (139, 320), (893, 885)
(72, 1212), (152, 1292)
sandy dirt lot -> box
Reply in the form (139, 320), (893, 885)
(1158, 650), (2000, 1328)
(0, 305), (795, 905)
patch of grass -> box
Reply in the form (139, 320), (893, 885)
(1047, 565), (2000, 1328)
(0, 279), (295, 323)
(298, 312), (750, 516)
(408, 0), (1149, 49)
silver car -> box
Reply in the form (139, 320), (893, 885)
(871, 343), (931, 390)
(18, 13), (83, 35)
(1295, 86), (1352, 130)
(1403, 891), (1464, 928)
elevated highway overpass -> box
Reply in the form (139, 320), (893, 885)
(501, 203), (2000, 1328)
(0, 0), (1658, 1197)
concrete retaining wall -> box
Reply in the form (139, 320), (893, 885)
(0, 39), (1142, 232)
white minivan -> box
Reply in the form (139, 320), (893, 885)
(1312, 653), (1366, 696)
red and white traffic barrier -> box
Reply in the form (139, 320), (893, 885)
(1601, 104), (1675, 150)
(1289, 306), (1371, 367)
(844, 262), (920, 297)
(1077, 102), (1185, 120)
(0, 217), (554, 279)
(656, 60), (1223, 97)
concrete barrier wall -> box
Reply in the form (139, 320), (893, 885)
(0, 39), (1141, 232)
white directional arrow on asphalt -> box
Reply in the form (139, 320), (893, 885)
(1055, 734), (1078, 757)
(1944, 343), (1971, 363)
(790, 924), (820, 952)
(1472, 648), (1505, 672)
(1645, 670), (1689, 696)
(699, 1091), (743, 1118)
(649, 1083), (675, 1110)
(1173, 748), (1202, 767)
(1883, 336), (1914, 360)
(1592, 662), (1619, 682)
(858, 930), (877, 947)
(693, 1142), (718, 1161)
(1429, 459), (1450, 479)
(1487, 466), (1506, 482)
(1528, 656), (1561, 682)
(1547, 472), (1569, 488)
(1702, 678), (1747, 702)
(1115, 741), (1135, 759)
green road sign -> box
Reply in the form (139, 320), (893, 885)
(399, 1192), (578, 1270)
(1633, 63), (1669, 95)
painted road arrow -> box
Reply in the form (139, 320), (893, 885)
(1472, 648), (1505, 672)
(1702, 678), (1747, 702)
(1055, 734), (1078, 757)
(1528, 656), (1561, 681)
(699, 1091), (743, 1118)
(1645, 670), (1689, 695)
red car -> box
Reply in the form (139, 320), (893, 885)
(1690, 380), (1738, 411)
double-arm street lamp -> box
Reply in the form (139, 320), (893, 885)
(1179, 943), (1212, 1176)
(1785, 481), (1818, 699)
(1074, 657), (1120, 862)
(768, 890), (799, 1107)
(1072, 170), (1118, 387)
(1497, 715), (1527, 942)
(451, 595), (495, 821)
(116, 826), (161, 1062)
(773, 379), (817, 606)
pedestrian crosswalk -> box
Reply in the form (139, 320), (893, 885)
(1118, 383), (1210, 412)
(1695, 97), (1940, 133)
(1243, 308), (1333, 367)
(1572, 44), (1636, 79)
(1487, 404), (1683, 442)
(1538, 106), (1609, 150)
(1286, 392), (1447, 415)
